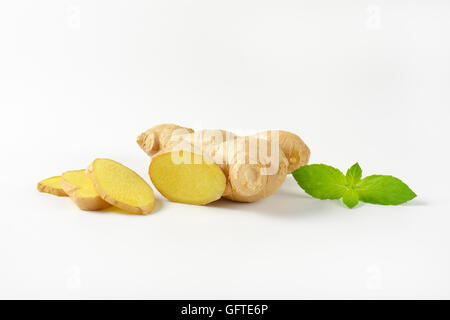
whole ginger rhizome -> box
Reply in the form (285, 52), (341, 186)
(138, 124), (310, 204)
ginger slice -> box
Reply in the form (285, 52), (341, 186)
(87, 159), (155, 215)
(37, 176), (67, 197)
(61, 170), (112, 211)
(149, 151), (226, 205)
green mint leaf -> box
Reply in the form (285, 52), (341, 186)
(292, 164), (347, 199)
(342, 189), (359, 209)
(355, 175), (416, 205)
(346, 162), (362, 186)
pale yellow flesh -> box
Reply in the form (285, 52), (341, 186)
(88, 159), (155, 215)
(37, 176), (67, 197)
(61, 170), (111, 211)
(149, 151), (226, 205)
(62, 170), (98, 197)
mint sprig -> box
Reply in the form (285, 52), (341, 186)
(292, 163), (416, 209)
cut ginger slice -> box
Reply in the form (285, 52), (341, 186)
(149, 151), (226, 205)
(37, 176), (67, 197)
(87, 158), (155, 215)
(61, 170), (111, 211)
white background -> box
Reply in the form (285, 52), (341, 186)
(0, 0), (449, 299)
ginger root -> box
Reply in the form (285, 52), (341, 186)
(37, 176), (67, 197)
(137, 124), (310, 203)
(137, 124), (194, 157)
(87, 158), (155, 215)
(150, 151), (226, 205)
(61, 170), (111, 211)
(254, 130), (310, 173)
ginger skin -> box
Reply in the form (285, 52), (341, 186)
(138, 124), (310, 203)
(215, 136), (289, 202)
(137, 124), (194, 157)
(254, 130), (310, 173)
